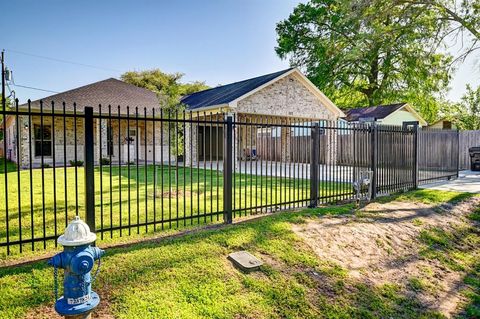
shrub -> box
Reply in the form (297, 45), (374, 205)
(100, 158), (111, 165)
(69, 160), (84, 167)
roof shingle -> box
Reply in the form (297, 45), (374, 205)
(181, 68), (294, 110)
(20, 78), (160, 114)
(343, 103), (406, 122)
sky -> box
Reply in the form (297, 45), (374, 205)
(1, 0), (479, 104)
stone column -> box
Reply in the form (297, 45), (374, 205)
(94, 118), (100, 164)
(185, 122), (198, 166)
(325, 121), (338, 165)
(281, 119), (291, 163)
(19, 115), (31, 169)
(99, 119), (108, 162)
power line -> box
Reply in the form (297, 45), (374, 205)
(6, 48), (122, 73)
(12, 83), (59, 93)
(5, 64), (59, 94)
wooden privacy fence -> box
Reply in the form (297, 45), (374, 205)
(418, 129), (459, 183)
(459, 130), (480, 170)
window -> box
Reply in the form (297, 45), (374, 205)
(107, 125), (114, 156)
(34, 124), (52, 157)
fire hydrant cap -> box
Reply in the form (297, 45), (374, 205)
(57, 216), (97, 246)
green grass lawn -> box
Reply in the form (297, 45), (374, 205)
(0, 189), (478, 319)
(0, 161), (347, 257)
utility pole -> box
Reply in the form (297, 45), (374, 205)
(1, 50), (5, 111)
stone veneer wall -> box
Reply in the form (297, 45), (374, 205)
(18, 116), (173, 168)
(235, 74), (337, 121)
(235, 74), (338, 165)
(186, 74), (341, 167)
(19, 116), (86, 168)
(184, 123), (198, 166)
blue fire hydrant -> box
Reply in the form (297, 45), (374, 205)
(48, 216), (105, 318)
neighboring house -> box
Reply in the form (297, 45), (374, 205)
(429, 119), (456, 130)
(2, 78), (173, 168)
(181, 68), (345, 165)
(343, 103), (427, 127)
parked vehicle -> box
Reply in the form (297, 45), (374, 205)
(469, 147), (480, 171)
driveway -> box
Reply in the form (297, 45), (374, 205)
(420, 170), (480, 193)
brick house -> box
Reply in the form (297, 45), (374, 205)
(343, 103), (428, 127)
(181, 68), (345, 166)
(3, 68), (344, 169)
(2, 78), (173, 168)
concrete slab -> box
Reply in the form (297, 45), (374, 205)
(228, 251), (263, 272)
(419, 170), (480, 193)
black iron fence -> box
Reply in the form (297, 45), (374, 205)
(0, 100), (460, 255)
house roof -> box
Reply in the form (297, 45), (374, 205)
(180, 68), (294, 110)
(20, 78), (160, 114)
(343, 103), (407, 122)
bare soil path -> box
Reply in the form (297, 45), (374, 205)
(292, 196), (480, 318)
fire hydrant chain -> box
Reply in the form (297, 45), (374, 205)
(53, 265), (58, 302)
(92, 257), (101, 283)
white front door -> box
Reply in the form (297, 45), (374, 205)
(123, 128), (139, 163)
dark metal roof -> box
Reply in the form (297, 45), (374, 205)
(181, 68), (294, 110)
(343, 103), (407, 122)
(20, 78), (160, 114)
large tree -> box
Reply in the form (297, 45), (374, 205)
(395, 0), (480, 63)
(447, 84), (480, 130)
(275, 0), (452, 121)
(121, 69), (208, 112)
(121, 69), (208, 156)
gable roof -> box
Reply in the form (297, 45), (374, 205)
(344, 103), (407, 122)
(181, 68), (294, 110)
(20, 78), (160, 114)
(181, 68), (345, 117)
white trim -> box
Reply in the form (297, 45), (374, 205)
(187, 104), (230, 113)
(386, 103), (428, 126)
(228, 68), (346, 118)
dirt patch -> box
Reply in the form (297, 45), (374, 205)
(156, 189), (192, 198)
(292, 197), (480, 318)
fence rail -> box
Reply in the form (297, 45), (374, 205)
(0, 100), (461, 255)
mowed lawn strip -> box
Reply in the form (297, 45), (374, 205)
(0, 162), (347, 257)
(1, 189), (478, 318)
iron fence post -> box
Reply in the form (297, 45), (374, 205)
(370, 122), (377, 200)
(223, 115), (233, 224)
(309, 123), (320, 207)
(413, 124), (419, 189)
(84, 106), (96, 231)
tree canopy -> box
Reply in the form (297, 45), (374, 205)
(121, 69), (209, 112)
(395, 0), (480, 63)
(446, 84), (480, 130)
(275, 0), (453, 122)
(121, 69), (209, 156)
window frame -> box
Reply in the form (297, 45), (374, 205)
(107, 125), (114, 156)
(34, 124), (53, 157)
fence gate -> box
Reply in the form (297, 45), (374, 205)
(418, 129), (459, 184)
(375, 124), (416, 195)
